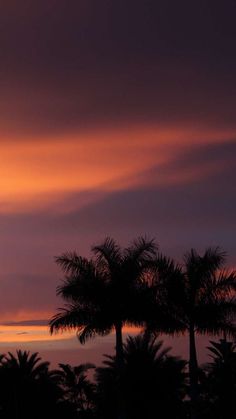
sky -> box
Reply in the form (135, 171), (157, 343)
(0, 0), (235, 363)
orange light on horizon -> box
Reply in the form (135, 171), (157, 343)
(0, 325), (72, 344)
(0, 324), (140, 345)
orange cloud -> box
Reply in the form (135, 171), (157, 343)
(0, 324), (140, 345)
(0, 125), (235, 212)
(0, 325), (71, 344)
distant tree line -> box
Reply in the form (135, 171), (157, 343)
(1, 335), (236, 419)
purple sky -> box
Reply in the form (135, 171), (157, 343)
(0, 1), (235, 364)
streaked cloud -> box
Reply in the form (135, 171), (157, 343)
(0, 127), (235, 212)
(0, 139), (235, 323)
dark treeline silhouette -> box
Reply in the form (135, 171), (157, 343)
(50, 237), (236, 418)
(2, 335), (236, 418)
(95, 333), (187, 419)
(0, 350), (77, 419)
(1, 237), (233, 418)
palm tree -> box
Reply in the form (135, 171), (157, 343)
(202, 339), (236, 418)
(0, 350), (63, 419)
(56, 362), (96, 412)
(149, 248), (236, 417)
(50, 236), (158, 366)
(95, 333), (187, 419)
(0, 350), (49, 378)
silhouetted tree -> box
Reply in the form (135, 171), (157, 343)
(0, 350), (66, 419)
(50, 237), (158, 366)
(149, 248), (236, 418)
(201, 339), (236, 418)
(95, 333), (187, 419)
(56, 362), (96, 415)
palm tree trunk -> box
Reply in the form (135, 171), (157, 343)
(189, 323), (199, 419)
(115, 321), (124, 367)
(115, 321), (126, 419)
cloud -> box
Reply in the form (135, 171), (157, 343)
(0, 139), (235, 320)
(0, 141), (233, 321)
(3, 320), (48, 326)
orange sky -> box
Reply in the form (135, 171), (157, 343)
(0, 125), (235, 212)
(0, 123), (235, 326)
(0, 324), (214, 368)
(0, 123), (234, 330)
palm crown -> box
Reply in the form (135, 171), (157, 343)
(150, 247), (236, 414)
(50, 236), (158, 363)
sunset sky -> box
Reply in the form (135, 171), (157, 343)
(0, 1), (235, 361)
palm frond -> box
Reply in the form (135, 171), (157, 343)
(185, 247), (226, 286)
(212, 270), (236, 296)
(56, 267), (104, 305)
(207, 339), (236, 361)
(2, 350), (49, 378)
(55, 252), (93, 276)
(197, 315), (236, 338)
(74, 363), (96, 375)
(124, 236), (158, 262)
(202, 247), (226, 271)
(92, 237), (122, 270)
(49, 304), (91, 335)
(77, 323), (112, 344)
(152, 254), (183, 289)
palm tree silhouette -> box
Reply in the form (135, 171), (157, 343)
(149, 248), (236, 417)
(96, 332), (187, 419)
(0, 350), (49, 378)
(56, 362), (95, 413)
(50, 236), (158, 366)
(0, 350), (63, 419)
(202, 339), (236, 418)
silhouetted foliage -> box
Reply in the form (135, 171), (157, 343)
(0, 339), (235, 419)
(49, 238), (236, 419)
(147, 247), (236, 416)
(0, 350), (69, 419)
(50, 236), (158, 366)
(95, 333), (187, 419)
(55, 362), (96, 415)
(200, 339), (236, 418)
